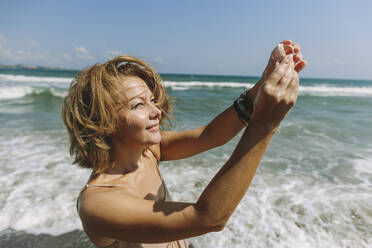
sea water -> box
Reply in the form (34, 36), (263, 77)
(0, 68), (371, 247)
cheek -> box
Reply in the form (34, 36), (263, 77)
(124, 112), (148, 131)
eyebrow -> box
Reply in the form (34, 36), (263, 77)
(128, 93), (154, 102)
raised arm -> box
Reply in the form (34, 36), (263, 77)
(196, 55), (300, 226)
(160, 40), (306, 161)
(79, 54), (301, 244)
(159, 105), (246, 161)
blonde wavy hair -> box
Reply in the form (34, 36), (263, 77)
(62, 55), (172, 173)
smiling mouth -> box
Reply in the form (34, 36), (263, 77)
(146, 123), (159, 131)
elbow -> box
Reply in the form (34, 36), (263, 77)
(187, 204), (228, 233)
(198, 214), (228, 232)
(204, 221), (226, 232)
(210, 221), (226, 232)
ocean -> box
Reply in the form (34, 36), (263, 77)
(0, 68), (371, 248)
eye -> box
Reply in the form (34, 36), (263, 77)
(151, 98), (157, 103)
(132, 102), (144, 109)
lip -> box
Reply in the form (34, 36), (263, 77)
(146, 123), (159, 131)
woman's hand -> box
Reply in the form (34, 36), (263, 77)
(250, 55), (299, 129)
(246, 40), (306, 104)
(262, 40), (306, 78)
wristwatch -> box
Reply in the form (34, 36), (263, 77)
(234, 93), (253, 124)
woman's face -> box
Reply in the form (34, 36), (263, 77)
(112, 76), (162, 148)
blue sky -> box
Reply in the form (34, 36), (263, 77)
(0, 0), (371, 79)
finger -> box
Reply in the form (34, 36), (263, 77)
(293, 43), (301, 54)
(295, 60), (307, 73)
(279, 69), (293, 90)
(281, 40), (292, 45)
(267, 55), (292, 84)
(290, 76), (299, 103)
(285, 73), (299, 105)
(271, 43), (286, 62)
(293, 53), (303, 63)
(287, 71), (299, 90)
(279, 61), (295, 89)
(284, 44), (294, 55)
(294, 76), (299, 97)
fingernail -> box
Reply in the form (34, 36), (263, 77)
(294, 48), (299, 53)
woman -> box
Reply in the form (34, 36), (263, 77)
(62, 40), (306, 247)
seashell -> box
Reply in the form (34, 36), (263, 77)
(272, 43), (286, 62)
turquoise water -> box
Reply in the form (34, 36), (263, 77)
(0, 68), (371, 247)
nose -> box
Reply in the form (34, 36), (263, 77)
(149, 102), (161, 119)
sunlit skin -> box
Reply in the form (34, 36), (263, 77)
(246, 40), (307, 103)
(78, 41), (307, 247)
(109, 77), (162, 173)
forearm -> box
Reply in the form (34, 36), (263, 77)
(160, 83), (260, 161)
(195, 121), (277, 226)
(192, 44), (304, 229)
(201, 105), (246, 148)
(194, 52), (301, 226)
(201, 80), (264, 148)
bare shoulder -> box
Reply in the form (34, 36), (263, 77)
(78, 186), (132, 223)
(78, 187), (138, 242)
(78, 188), (122, 247)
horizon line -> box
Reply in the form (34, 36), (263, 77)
(0, 64), (371, 82)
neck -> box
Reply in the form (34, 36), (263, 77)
(106, 139), (147, 175)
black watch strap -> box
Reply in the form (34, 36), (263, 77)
(234, 94), (253, 122)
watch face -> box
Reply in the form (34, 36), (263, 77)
(241, 95), (253, 113)
(238, 97), (248, 112)
(234, 95), (252, 121)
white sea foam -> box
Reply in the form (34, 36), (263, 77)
(0, 74), (72, 84)
(1, 73), (372, 97)
(299, 84), (372, 96)
(164, 80), (253, 89)
(1, 127), (372, 247)
(0, 86), (67, 100)
(0, 86), (34, 100)
(165, 80), (372, 96)
(353, 150), (372, 185)
(0, 131), (89, 235)
(160, 151), (372, 248)
(49, 87), (68, 98)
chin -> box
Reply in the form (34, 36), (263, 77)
(152, 134), (162, 144)
(145, 133), (161, 145)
